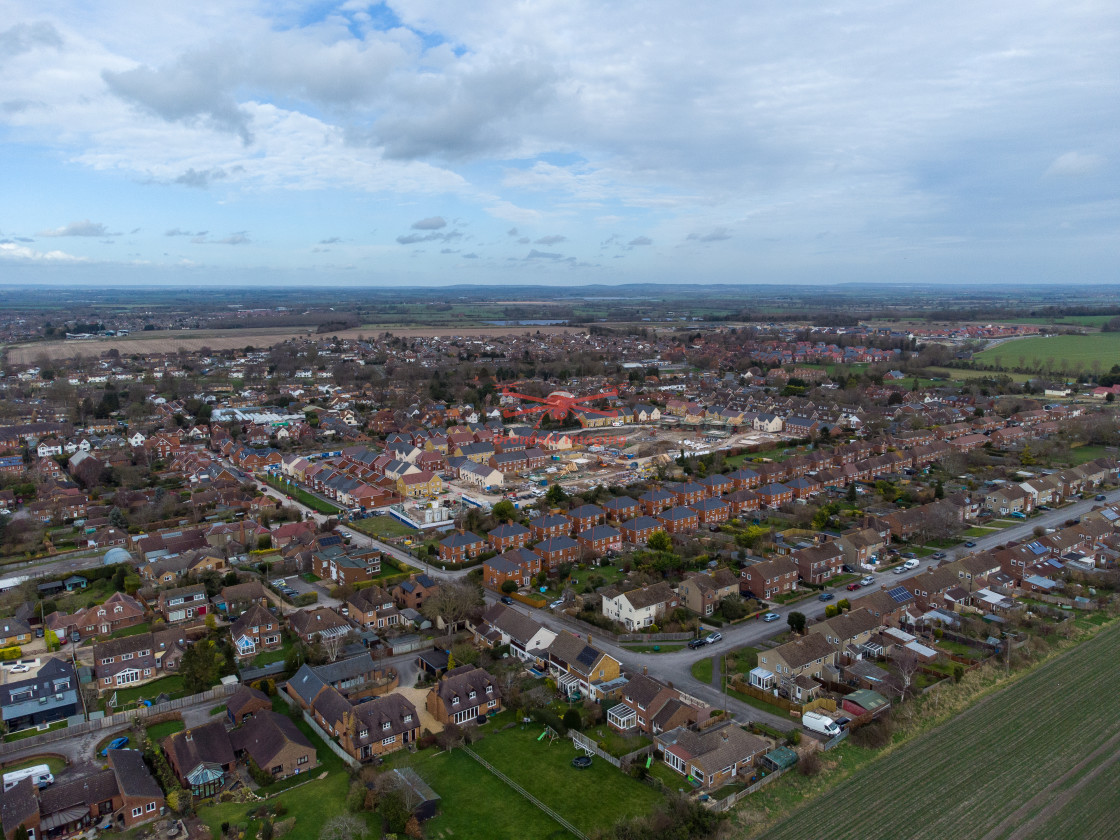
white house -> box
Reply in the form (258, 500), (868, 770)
(601, 582), (679, 631)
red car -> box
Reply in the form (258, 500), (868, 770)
(846, 582), (862, 591)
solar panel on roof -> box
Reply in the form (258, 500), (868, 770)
(886, 586), (911, 603)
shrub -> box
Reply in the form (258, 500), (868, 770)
(562, 709), (582, 731)
(530, 707), (567, 736)
(346, 780), (367, 813)
(851, 719), (894, 749)
(797, 751), (822, 776)
(0, 647), (22, 661)
(273, 819), (296, 839)
(500, 579), (517, 594)
(786, 729), (801, 746)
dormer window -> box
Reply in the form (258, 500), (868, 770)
(451, 696), (459, 706)
(485, 685), (493, 694)
(469, 690), (477, 700)
(359, 729), (368, 739)
(382, 721), (391, 731)
(403, 714), (412, 724)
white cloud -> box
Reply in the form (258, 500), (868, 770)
(1045, 151), (1106, 178)
(0, 241), (87, 262)
(38, 219), (118, 237)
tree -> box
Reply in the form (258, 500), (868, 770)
(562, 709), (582, 731)
(421, 579), (482, 644)
(846, 483), (858, 503)
(934, 480), (944, 500)
(492, 499), (516, 522)
(44, 629), (60, 652)
(787, 611), (806, 634)
(321, 632), (348, 663)
(500, 579), (517, 594)
(1019, 443), (1037, 466)
(719, 594), (747, 621)
(180, 638), (222, 693)
(319, 814), (369, 840)
(544, 484), (568, 506)
(646, 530), (672, 552)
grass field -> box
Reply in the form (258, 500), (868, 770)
(760, 621), (1120, 840)
(973, 333), (1120, 375)
(691, 658), (714, 683)
(349, 515), (419, 540)
(263, 476), (340, 515)
(0, 755), (67, 775)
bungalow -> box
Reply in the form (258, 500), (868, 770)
(655, 723), (768, 791)
(229, 711), (318, 780)
(162, 721), (236, 798)
(473, 604), (557, 665)
(426, 664), (502, 726)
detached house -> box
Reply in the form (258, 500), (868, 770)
(546, 632), (623, 701)
(157, 584), (209, 624)
(655, 724), (769, 791)
(229, 604), (282, 661)
(600, 582), (679, 631)
(607, 672), (713, 735)
(677, 568), (740, 617)
(289, 607), (351, 644)
(426, 664), (502, 726)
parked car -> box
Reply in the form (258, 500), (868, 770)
(9, 664), (30, 673)
(846, 582), (861, 591)
(101, 736), (129, 756)
(859, 576), (875, 586)
(688, 638), (708, 649)
(818, 592), (834, 601)
(705, 632), (722, 644)
(1095, 494), (1107, 501)
(500, 595), (514, 605)
(549, 599), (565, 609)
(762, 612), (780, 622)
(1010, 511), (1026, 519)
(932, 552), (946, 560)
(964, 541), (977, 548)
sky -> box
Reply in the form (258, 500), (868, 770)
(0, 1), (1117, 287)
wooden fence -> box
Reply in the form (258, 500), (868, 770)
(727, 680), (836, 716)
(569, 730), (654, 770)
(705, 767), (789, 812)
(0, 683), (237, 757)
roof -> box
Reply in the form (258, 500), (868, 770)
(429, 665), (500, 710)
(229, 710), (314, 767)
(108, 748), (163, 799)
(313, 652), (377, 685)
(164, 720), (235, 773)
(769, 633), (836, 670)
(226, 684), (271, 718)
(844, 689), (889, 712)
(1, 777), (39, 832)
(286, 664), (328, 706)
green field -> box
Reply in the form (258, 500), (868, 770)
(761, 621), (1120, 840)
(391, 722), (663, 838)
(973, 333), (1120, 375)
(263, 476), (341, 515)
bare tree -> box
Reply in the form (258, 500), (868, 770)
(889, 650), (921, 699)
(319, 814), (368, 840)
(321, 632), (348, 662)
(421, 579), (482, 644)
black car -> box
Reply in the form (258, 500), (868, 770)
(688, 638), (708, 649)
(500, 595), (514, 605)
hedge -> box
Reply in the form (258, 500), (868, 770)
(0, 647), (22, 661)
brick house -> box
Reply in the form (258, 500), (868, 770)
(162, 721), (237, 798)
(345, 585), (401, 630)
(606, 672), (712, 735)
(487, 522), (531, 552)
(156, 584), (209, 624)
(567, 505), (606, 532)
(697, 474), (734, 498)
(438, 531), (487, 564)
(691, 497), (730, 525)
(727, 468), (761, 489)
(678, 568), (740, 616)
(312, 545), (382, 585)
(289, 607), (352, 644)
(534, 535), (580, 569)
(656, 506), (699, 535)
(666, 482), (706, 507)
(484, 548), (542, 591)
(530, 513), (572, 540)
(226, 684), (272, 725)
(229, 711), (318, 779)
(739, 556), (799, 600)
(789, 542), (845, 584)
(655, 723), (768, 791)
(426, 665), (502, 726)
(756, 482), (794, 508)
(229, 604), (282, 661)
(601, 496), (641, 522)
(391, 574), (439, 610)
(619, 516), (663, 545)
(724, 489), (760, 514)
(576, 525), (622, 557)
(638, 489), (674, 515)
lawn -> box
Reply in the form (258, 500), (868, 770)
(3, 720), (67, 742)
(145, 719), (184, 741)
(0, 755), (67, 775)
(350, 516), (418, 541)
(973, 332), (1120, 375)
(584, 724), (651, 758)
(761, 621), (1120, 840)
(108, 621), (151, 640)
(691, 657), (714, 684)
(104, 674), (185, 710)
(1068, 444), (1114, 466)
(263, 476), (341, 515)
(620, 643), (684, 653)
(725, 645), (760, 676)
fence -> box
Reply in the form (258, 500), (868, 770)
(0, 683), (237, 757)
(239, 662), (287, 683)
(820, 729), (848, 751)
(705, 767), (788, 812)
(462, 746), (589, 840)
(727, 680), (837, 716)
(277, 689), (359, 768)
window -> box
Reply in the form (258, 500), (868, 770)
(403, 714), (412, 724)
(382, 721), (391, 731)
(147, 802), (156, 812)
(359, 729), (368, 739)
(132, 807), (143, 817)
(297, 755), (309, 765)
(382, 735), (396, 745)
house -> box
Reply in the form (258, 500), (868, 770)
(691, 497), (730, 525)
(600, 581), (679, 631)
(566, 505), (607, 532)
(754, 633), (837, 698)
(345, 586), (400, 630)
(530, 513), (572, 541)
(0, 659), (79, 733)
(739, 556), (799, 600)
(289, 607), (352, 644)
(546, 632), (623, 700)
(576, 525), (622, 557)
(602, 496), (641, 522)
(94, 633), (169, 691)
(216, 581), (270, 614)
(425, 664), (502, 726)
(655, 723), (769, 791)
(338, 692), (421, 761)
(162, 720), (237, 798)
(534, 535), (580, 569)
(226, 684), (272, 726)
(837, 528), (887, 570)
(487, 522), (531, 552)
(391, 574), (439, 611)
(677, 568), (740, 617)
(472, 604), (556, 665)
(983, 484), (1034, 516)
(312, 544), (382, 585)
(0, 619), (32, 648)
(229, 711), (317, 779)
(619, 516), (664, 545)
(756, 482), (794, 508)
(156, 584), (209, 624)
(808, 608), (881, 654)
(639, 489), (675, 515)
(789, 542), (845, 584)
(656, 506), (699, 535)
(312, 652), (390, 699)
(106, 748), (167, 829)
(483, 548), (542, 591)
(438, 531), (487, 564)
(666, 482), (706, 507)
(229, 604), (282, 661)
(607, 672), (713, 735)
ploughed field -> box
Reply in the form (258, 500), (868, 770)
(762, 621), (1120, 840)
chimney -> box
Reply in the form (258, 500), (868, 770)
(642, 666), (648, 676)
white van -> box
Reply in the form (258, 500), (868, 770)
(801, 712), (841, 738)
(3, 764), (54, 792)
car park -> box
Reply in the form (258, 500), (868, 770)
(705, 632), (722, 643)
(762, 612), (780, 622)
(818, 592), (834, 601)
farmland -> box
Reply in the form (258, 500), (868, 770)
(971, 332), (1120, 375)
(758, 621), (1120, 840)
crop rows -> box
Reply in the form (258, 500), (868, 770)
(762, 623), (1120, 840)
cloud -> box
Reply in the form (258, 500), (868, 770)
(0, 21), (62, 60)
(411, 216), (447, 230)
(191, 232), (250, 245)
(1045, 151), (1106, 178)
(102, 44), (254, 144)
(462, 252), (479, 259)
(396, 228), (462, 245)
(0, 242), (86, 262)
(686, 228), (732, 243)
(175, 167), (232, 188)
(525, 249), (563, 260)
(507, 228), (519, 237)
(39, 220), (119, 237)
(165, 228), (205, 237)
(318, 237), (341, 244)
(628, 236), (652, 247)
(534, 234), (566, 245)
